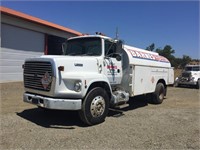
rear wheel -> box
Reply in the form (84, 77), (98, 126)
(152, 83), (165, 104)
(79, 87), (109, 125)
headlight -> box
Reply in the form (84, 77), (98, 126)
(74, 81), (82, 92)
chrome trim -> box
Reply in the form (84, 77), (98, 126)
(24, 76), (56, 97)
(24, 93), (82, 110)
(24, 61), (54, 92)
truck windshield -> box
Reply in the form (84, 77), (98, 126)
(63, 37), (102, 56)
(185, 66), (200, 71)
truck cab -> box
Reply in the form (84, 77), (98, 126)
(62, 35), (123, 85)
(175, 65), (200, 89)
(23, 34), (174, 125)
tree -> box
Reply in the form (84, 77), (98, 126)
(173, 57), (182, 69)
(155, 45), (176, 67)
(155, 45), (175, 58)
(180, 55), (191, 68)
(146, 43), (155, 51)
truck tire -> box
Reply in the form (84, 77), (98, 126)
(196, 79), (200, 89)
(79, 87), (109, 125)
(152, 83), (165, 104)
(173, 81), (179, 87)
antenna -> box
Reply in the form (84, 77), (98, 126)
(115, 27), (119, 40)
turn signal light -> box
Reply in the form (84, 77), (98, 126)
(58, 66), (64, 71)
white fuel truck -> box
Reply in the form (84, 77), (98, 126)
(174, 65), (200, 89)
(23, 34), (174, 125)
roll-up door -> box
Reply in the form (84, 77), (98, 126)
(1, 24), (45, 82)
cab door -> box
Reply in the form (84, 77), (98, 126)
(104, 39), (122, 85)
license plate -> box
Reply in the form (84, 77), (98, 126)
(32, 98), (39, 104)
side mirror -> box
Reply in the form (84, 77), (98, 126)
(116, 54), (122, 61)
(116, 40), (123, 53)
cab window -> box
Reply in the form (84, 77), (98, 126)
(193, 66), (200, 71)
(105, 40), (117, 57)
(64, 37), (101, 56)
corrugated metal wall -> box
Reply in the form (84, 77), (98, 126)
(0, 24), (44, 82)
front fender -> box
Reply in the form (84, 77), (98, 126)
(82, 73), (112, 98)
(56, 72), (112, 99)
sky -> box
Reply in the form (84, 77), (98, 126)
(1, 1), (199, 59)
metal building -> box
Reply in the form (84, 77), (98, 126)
(0, 6), (82, 83)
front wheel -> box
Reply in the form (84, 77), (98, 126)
(79, 87), (109, 125)
(174, 81), (179, 87)
(196, 79), (200, 89)
(152, 83), (165, 104)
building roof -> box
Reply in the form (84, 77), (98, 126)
(0, 6), (82, 36)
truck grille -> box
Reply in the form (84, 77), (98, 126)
(182, 72), (191, 78)
(24, 61), (53, 91)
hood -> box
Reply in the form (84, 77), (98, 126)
(26, 55), (101, 75)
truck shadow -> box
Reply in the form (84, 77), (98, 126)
(16, 108), (86, 129)
(108, 95), (151, 117)
(175, 85), (198, 89)
(17, 95), (151, 128)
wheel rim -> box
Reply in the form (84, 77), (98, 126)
(90, 96), (105, 118)
(159, 93), (164, 100)
(159, 88), (164, 100)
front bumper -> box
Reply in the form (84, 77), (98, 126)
(178, 81), (197, 86)
(23, 93), (82, 110)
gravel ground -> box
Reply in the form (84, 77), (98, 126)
(0, 82), (200, 149)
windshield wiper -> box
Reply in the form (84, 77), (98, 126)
(82, 53), (96, 56)
(67, 53), (78, 56)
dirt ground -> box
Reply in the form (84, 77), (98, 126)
(0, 82), (200, 149)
